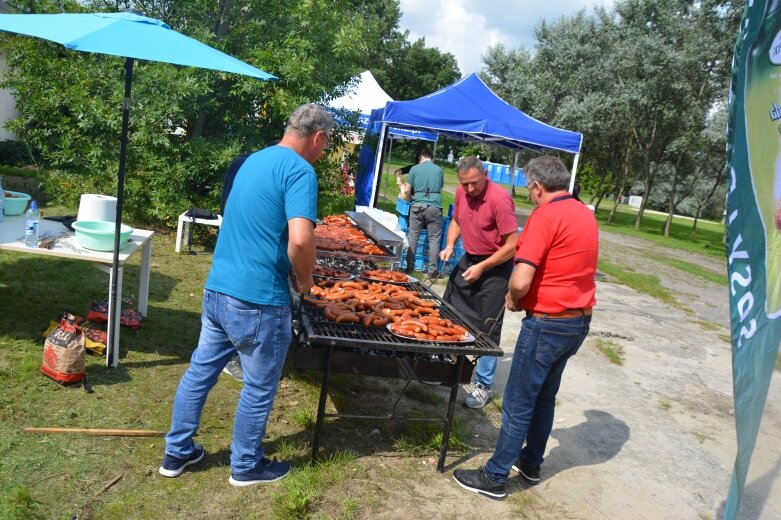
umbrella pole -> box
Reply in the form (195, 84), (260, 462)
(106, 57), (134, 368)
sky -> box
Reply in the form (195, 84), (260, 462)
(397, 0), (612, 75)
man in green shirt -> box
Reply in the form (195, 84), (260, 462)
(402, 147), (444, 280)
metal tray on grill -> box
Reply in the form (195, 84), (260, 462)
(358, 272), (417, 284)
(315, 242), (396, 263)
(315, 212), (402, 263)
(386, 323), (475, 344)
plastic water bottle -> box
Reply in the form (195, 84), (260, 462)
(0, 176), (5, 223)
(25, 200), (39, 248)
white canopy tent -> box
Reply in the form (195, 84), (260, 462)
(329, 70), (392, 115)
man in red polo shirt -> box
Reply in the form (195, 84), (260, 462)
(453, 155), (597, 499)
(440, 156), (518, 408)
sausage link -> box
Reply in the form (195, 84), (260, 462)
(335, 313), (360, 323)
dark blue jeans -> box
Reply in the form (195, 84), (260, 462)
(484, 313), (591, 483)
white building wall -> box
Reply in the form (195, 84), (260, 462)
(0, 50), (19, 141)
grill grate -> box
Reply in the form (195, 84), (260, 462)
(299, 281), (502, 357)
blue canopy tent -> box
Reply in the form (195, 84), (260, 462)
(355, 73), (583, 207)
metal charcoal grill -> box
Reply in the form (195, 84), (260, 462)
(300, 281), (497, 357)
(291, 280), (502, 472)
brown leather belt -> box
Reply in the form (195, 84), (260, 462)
(526, 308), (593, 319)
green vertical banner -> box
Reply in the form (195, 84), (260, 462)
(725, 0), (781, 517)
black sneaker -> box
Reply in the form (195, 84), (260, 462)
(453, 468), (507, 499)
(159, 444), (205, 478)
(511, 459), (541, 483)
(228, 457), (292, 487)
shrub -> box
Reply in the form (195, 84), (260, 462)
(0, 140), (36, 167)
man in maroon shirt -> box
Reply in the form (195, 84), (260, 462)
(440, 156), (518, 408)
(453, 155), (598, 499)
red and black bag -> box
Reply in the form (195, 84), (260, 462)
(41, 313), (86, 384)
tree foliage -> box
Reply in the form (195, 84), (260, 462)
(480, 0), (740, 231)
(1, 0), (457, 226)
(370, 36), (460, 101)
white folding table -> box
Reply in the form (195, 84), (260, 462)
(0, 214), (154, 367)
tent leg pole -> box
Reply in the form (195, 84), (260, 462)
(569, 153), (580, 193)
(384, 137), (393, 202)
(370, 123), (388, 208)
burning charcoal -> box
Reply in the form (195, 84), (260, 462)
(316, 257), (378, 274)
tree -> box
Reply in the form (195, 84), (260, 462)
(1, 0), (412, 226)
(479, 0), (739, 234)
(370, 36), (460, 101)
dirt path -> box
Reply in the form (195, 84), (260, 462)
(385, 218), (781, 519)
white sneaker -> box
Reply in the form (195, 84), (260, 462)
(222, 357), (243, 381)
(464, 383), (493, 408)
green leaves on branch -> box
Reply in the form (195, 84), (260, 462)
(2, 0), (456, 226)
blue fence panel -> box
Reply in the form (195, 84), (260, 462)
(484, 162), (496, 182)
(499, 165), (511, 184)
(513, 168), (526, 187)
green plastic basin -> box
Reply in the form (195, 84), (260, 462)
(3, 191), (31, 216)
(72, 220), (133, 251)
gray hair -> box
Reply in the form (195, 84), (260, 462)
(524, 156), (570, 191)
(285, 103), (334, 138)
(456, 156), (485, 175)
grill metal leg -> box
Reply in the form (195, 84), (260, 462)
(438, 354), (465, 472)
(311, 344), (334, 462)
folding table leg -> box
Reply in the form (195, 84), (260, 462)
(438, 354), (465, 472)
(311, 344), (334, 462)
(175, 214), (185, 253)
(137, 238), (152, 316)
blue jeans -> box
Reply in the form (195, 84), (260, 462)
(164, 289), (292, 474)
(484, 314), (591, 483)
(473, 355), (497, 388)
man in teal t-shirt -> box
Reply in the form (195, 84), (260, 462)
(160, 104), (333, 488)
(403, 147), (444, 280)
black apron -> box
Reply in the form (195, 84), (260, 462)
(443, 254), (514, 346)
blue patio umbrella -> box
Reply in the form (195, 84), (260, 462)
(0, 11), (277, 367)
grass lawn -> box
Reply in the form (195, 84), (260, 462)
(379, 156), (725, 263)
(373, 158), (457, 214)
(0, 213), (472, 519)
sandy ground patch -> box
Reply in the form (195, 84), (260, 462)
(390, 225), (781, 520)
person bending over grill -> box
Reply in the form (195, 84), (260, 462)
(159, 103), (333, 487)
(453, 156), (598, 499)
(439, 156), (518, 408)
